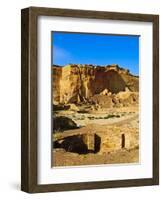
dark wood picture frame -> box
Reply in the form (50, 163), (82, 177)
(21, 7), (159, 193)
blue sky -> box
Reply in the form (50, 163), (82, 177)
(52, 32), (139, 75)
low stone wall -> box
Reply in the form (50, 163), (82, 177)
(54, 126), (138, 155)
(99, 128), (138, 154)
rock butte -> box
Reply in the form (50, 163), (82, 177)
(52, 64), (139, 105)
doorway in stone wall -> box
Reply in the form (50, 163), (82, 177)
(121, 134), (125, 148)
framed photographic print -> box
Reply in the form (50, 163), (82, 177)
(21, 7), (159, 193)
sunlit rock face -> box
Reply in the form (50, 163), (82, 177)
(52, 64), (139, 104)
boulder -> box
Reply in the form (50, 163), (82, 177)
(53, 116), (78, 132)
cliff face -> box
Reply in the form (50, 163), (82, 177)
(52, 64), (139, 104)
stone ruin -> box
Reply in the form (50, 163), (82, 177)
(53, 130), (138, 155)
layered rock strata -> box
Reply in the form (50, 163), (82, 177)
(52, 64), (139, 105)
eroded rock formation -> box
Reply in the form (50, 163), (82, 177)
(52, 64), (139, 104)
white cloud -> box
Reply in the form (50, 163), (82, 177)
(53, 46), (72, 64)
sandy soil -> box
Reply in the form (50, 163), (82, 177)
(53, 148), (139, 167)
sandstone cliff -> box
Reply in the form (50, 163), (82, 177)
(52, 64), (139, 104)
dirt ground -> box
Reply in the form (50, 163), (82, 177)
(53, 105), (139, 167)
(53, 148), (139, 167)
